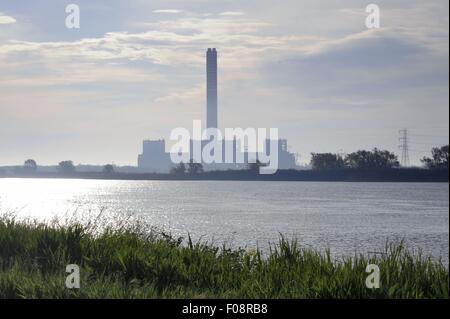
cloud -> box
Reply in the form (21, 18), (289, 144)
(152, 9), (184, 14)
(338, 8), (365, 16)
(0, 13), (446, 97)
(259, 25), (449, 117)
(219, 11), (245, 16)
(0, 10), (446, 94)
(0, 0), (448, 165)
(0, 16), (313, 69)
(0, 13), (16, 24)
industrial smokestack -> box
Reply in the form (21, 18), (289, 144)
(206, 48), (218, 129)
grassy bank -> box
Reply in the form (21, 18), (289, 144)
(0, 216), (448, 299)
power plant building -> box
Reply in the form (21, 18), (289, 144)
(138, 49), (297, 172)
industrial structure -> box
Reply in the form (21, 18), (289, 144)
(137, 140), (171, 173)
(399, 129), (410, 167)
(206, 48), (218, 130)
(138, 49), (297, 173)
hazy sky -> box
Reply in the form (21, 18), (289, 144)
(0, 0), (448, 166)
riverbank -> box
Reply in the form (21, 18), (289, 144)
(1, 168), (448, 182)
(0, 216), (448, 299)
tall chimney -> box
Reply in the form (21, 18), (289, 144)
(206, 48), (218, 129)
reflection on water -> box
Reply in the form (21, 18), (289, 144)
(0, 178), (448, 262)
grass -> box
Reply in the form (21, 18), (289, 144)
(0, 215), (448, 299)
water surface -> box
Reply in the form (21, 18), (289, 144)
(0, 178), (448, 262)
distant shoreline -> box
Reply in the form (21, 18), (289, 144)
(1, 168), (448, 183)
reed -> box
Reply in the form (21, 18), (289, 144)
(0, 216), (448, 299)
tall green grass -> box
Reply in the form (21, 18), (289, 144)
(0, 215), (448, 299)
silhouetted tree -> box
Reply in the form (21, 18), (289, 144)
(58, 161), (76, 174)
(345, 148), (399, 169)
(187, 159), (203, 175)
(170, 162), (186, 176)
(421, 145), (449, 169)
(310, 153), (345, 170)
(103, 164), (115, 174)
(23, 159), (37, 172)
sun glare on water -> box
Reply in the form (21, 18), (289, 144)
(0, 178), (118, 220)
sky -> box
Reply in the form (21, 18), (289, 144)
(0, 0), (448, 166)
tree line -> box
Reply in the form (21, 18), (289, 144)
(7, 145), (449, 176)
(310, 145), (448, 170)
(17, 160), (116, 175)
(420, 145), (449, 169)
